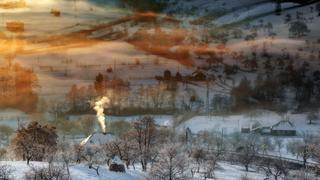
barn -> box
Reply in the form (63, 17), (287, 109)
(241, 119), (296, 136)
(270, 120), (296, 136)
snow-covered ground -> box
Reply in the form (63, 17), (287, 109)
(0, 161), (146, 180)
(177, 110), (320, 161)
(178, 110), (320, 135)
(0, 161), (267, 180)
(214, 162), (265, 180)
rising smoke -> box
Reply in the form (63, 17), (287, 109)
(93, 96), (110, 133)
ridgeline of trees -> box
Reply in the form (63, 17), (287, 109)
(65, 72), (179, 115)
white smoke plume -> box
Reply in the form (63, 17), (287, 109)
(93, 96), (110, 133)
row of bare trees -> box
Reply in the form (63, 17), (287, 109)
(1, 118), (320, 179)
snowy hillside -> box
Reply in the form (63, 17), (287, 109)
(1, 0), (319, 104)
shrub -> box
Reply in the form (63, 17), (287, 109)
(24, 165), (69, 180)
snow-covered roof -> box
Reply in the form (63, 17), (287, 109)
(271, 120), (296, 131)
(111, 156), (124, 165)
(80, 132), (115, 146)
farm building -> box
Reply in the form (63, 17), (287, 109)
(270, 120), (296, 136)
(241, 120), (296, 136)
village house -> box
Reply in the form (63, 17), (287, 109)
(270, 120), (296, 136)
(80, 132), (115, 147)
(241, 119), (297, 136)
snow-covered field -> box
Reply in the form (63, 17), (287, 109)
(178, 110), (320, 135)
(214, 162), (265, 180)
(0, 161), (145, 180)
(0, 161), (268, 180)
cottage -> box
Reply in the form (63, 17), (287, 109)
(80, 132), (115, 147)
(241, 119), (296, 136)
(271, 120), (296, 136)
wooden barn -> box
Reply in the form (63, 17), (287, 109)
(270, 120), (296, 136)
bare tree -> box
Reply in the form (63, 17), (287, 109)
(150, 143), (189, 180)
(307, 112), (318, 124)
(290, 169), (316, 180)
(74, 144), (85, 163)
(56, 140), (75, 177)
(235, 134), (261, 171)
(191, 148), (206, 173)
(102, 138), (136, 167)
(119, 136), (138, 169)
(259, 158), (288, 180)
(24, 164), (69, 180)
(312, 137), (320, 163)
(131, 116), (157, 171)
(261, 136), (274, 155)
(203, 152), (218, 179)
(0, 164), (14, 180)
(83, 146), (104, 176)
(274, 137), (284, 154)
(11, 122), (58, 165)
(287, 135), (315, 168)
